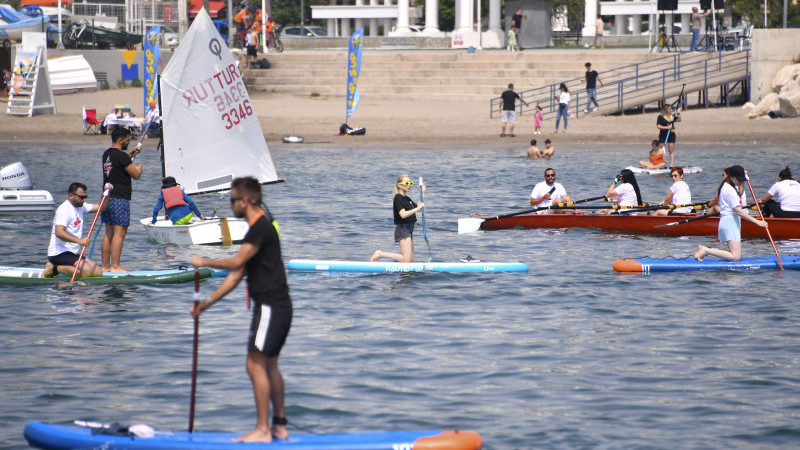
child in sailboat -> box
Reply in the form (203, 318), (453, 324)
(370, 175), (426, 263)
(150, 176), (205, 225)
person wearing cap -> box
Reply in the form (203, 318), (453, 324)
(150, 177), (204, 225)
(695, 165), (768, 262)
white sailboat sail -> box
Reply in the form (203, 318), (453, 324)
(160, 8), (277, 195)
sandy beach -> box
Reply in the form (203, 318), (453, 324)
(1, 87), (797, 149)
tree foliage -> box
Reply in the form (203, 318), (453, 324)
(728, 0), (800, 28)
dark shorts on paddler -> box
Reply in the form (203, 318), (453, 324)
(101, 197), (131, 227)
(394, 222), (415, 242)
(48, 251), (80, 271)
(248, 297), (292, 357)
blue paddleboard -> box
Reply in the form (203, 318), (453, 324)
(613, 255), (800, 272)
(24, 422), (483, 449)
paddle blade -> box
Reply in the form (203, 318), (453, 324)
(458, 217), (484, 234)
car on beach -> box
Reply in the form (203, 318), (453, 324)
(280, 26), (327, 38)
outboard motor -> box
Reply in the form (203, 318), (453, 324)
(0, 162), (35, 190)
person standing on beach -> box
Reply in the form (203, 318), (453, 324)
(246, 24), (259, 68)
(581, 62), (603, 113)
(42, 182), (112, 278)
(533, 104), (543, 134)
(554, 83), (570, 134)
(191, 176), (292, 443)
(499, 83), (529, 138)
(512, 8), (526, 50)
(101, 127), (142, 272)
(593, 17), (605, 49)
(689, 7), (711, 51)
(371, 175), (426, 263)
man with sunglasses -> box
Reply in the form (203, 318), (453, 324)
(42, 182), (112, 278)
(190, 176), (292, 443)
(530, 168), (572, 214)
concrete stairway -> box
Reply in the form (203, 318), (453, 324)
(242, 49), (667, 101)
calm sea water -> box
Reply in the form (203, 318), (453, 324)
(2, 143), (800, 449)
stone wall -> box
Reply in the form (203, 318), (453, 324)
(749, 29), (800, 103)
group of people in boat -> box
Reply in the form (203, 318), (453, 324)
(370, 165), (800, 266)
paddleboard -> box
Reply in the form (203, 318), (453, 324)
(24, 422), (483, 450)
(282, 135), (304, 143)
(287, 259), (528, 273)
(0, 266), (212, 285)
(625, 166), (702, 176)
(613, 255), (800, 273)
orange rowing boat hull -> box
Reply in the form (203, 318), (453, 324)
(481, 214), (800, 239)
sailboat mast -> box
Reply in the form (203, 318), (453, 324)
(157, 74), (166, 180)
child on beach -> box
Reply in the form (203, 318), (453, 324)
(507, 27), (518, 52)
(533, 105), (543, 135)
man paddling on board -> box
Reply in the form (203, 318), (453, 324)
(191, 176), (291, 443)
(42, 182), (112, 278)
(530, 168), (572, 214)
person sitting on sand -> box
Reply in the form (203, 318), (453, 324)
(639, 139), (666, 170)
(371, 175), (426, 263)
(695, 165), (768, 262)
(150, 176), (205, 225)
(526, 139), (543, 159)
(42, 182), (113, 278)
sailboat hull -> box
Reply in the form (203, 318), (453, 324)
(139, 217), (248, 245)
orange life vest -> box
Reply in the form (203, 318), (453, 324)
(162, 185), (187, 209)
(650, 152), (665, 165)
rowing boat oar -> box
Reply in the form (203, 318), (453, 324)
(69, 186), (111, 283)
(744, 171), (783, 270)
(615, 202), (709, 215)
(419, 177), (431, 262)
(189, 271), (201, 432)
(653, 211), (719, 228)
(458, 195), (607, 234)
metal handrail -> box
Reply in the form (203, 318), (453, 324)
(489, 50), (750, 119)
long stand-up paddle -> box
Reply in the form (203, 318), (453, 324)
(458, 195), (608, 234)
(70, 187), (110, 283)
(189, 271), (201, 432)
(419, 177), (431, 262)
(744, 171), (783, 270)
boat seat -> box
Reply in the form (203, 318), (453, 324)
(82, 107), (101, 135)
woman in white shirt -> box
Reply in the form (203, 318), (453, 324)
(655, 166), (692, 215)
(695, 165), (768, 261)
(554, 83), (570, 134)
(605, 169), (643, 212)
(760, 166), (800, 218)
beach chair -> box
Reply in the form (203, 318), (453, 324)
(82, 107), (101, 135)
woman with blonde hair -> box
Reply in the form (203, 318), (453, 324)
(370, 175), (426, 262)
(657, 103), (681, 167)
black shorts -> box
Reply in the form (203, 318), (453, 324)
(248, 297), (292, 357)
(246, 45), (257, 57)
(660, 132), (676, 144)
(48, 252), (79, 272)
(394, 222), (415, 242)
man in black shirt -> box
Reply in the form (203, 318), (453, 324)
(192, 176), (292, 443)
(511, 8), (526, 50)
(499, 83), (529, 138)
(580, 62), (604, 113)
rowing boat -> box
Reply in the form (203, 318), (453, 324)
(474, 213), (800, 239)
(625, 165), (702, 176)
(0, 266), (211, 285)
(24, 421), (483, 449)
(287, 259), (528, 273)
(613, 255), (800, 272)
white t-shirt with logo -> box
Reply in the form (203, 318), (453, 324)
(47, 200), (94, 256)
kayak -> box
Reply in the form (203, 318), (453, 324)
(625, 165), (702, 175)
(0, 266), (211, 285)
(24, 422), (483, 450)
(613, 255), (800, 272)
(287, 259), (528, 273)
